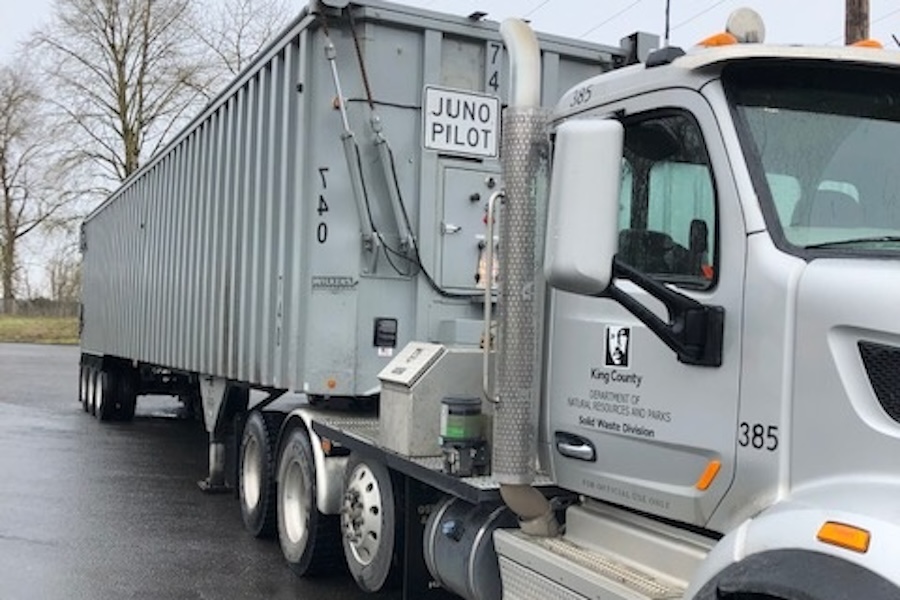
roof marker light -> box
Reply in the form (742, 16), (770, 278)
(851, 39), (884, 49)
(698, 32), (738, 47)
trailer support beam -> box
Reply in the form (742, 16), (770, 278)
(197, 376), (249, 493)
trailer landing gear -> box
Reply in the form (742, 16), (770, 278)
(197, 377), (248, 493)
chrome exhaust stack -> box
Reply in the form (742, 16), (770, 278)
(492, 19), (558, 537)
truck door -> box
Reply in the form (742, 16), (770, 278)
(546, 91), (745, 527)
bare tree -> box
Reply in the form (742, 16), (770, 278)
(3, 0), (295, 303)
(0, 65), (76, 313)
(47, 241), (82, 303)
(35, 0), (205, 185)
(191, 0), (295, 97)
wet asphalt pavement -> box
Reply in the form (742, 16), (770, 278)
(0, 343), (401, 600)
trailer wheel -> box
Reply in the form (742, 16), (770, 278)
(240, 411), (285, 538)
(79, 365), (90, 412)
(277, 425), (342, 576)
(341, 454), (398, 592)
(111, 368), (137, 422)
(96, 368), (117, 421)
(88, 366), (100, 416)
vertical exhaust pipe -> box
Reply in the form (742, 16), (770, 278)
(493, 19), (558, 537)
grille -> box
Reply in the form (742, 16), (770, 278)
(859, 341), (900, 422)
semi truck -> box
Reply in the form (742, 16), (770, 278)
(79, 0), (900, 598)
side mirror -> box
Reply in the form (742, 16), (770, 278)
(544, 119), (624, 295)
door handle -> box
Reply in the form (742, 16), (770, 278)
(555, 432), (596, 462)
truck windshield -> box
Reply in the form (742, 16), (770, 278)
(726, 63), (900, 255)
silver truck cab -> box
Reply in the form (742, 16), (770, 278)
(543, 38), (900, 595)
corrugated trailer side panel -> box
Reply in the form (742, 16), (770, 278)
(281, 35), (310, 390)
(165, 146), (182, 369)
(82, 1), (629, 394)
(174, 137), (192, 370)
(83, 23), (313, 389)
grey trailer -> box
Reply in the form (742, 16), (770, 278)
(77, 0), (638, 484)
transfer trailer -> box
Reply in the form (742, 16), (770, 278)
(80, 1), (900, 598)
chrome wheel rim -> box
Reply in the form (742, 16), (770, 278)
(242, 436), (261, 510)
(282, 458), (310, 546)
(342, 463), (383, 566)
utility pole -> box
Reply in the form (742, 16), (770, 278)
(845, 0), (869, 44)
(664, 0), (671, 45)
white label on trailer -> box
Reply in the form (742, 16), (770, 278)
(378, 342), (445, 387)
(423, 86), (500, 158)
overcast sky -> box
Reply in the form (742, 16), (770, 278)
(2, 0), (900, 63)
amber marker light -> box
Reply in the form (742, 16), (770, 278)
(698, 32), (738, 47)
(817, 521), (871, 553)
(326, 378), (337, 390)
(851, 39), (884, 49)
(695, 460), (721, 491)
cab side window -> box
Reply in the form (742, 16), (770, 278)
(618, 111), (717, 288)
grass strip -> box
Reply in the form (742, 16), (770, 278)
(0, 316), (79, 345)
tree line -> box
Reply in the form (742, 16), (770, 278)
(0, 0), (294, 312)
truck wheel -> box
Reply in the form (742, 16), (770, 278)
(240, 411), (284, 538)
(277, 425), (341, 576)
(341, 454), (398, 592)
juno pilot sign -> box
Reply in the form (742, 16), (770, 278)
(423, 86), (500, 159)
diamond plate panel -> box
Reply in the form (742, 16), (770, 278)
(493, 107), (549, 484)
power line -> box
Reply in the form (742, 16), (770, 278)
(672, 0), (734, 31)
(580, 0), (645, 38)
(524, 0), (553, 19)
(874, 6), (900, 24)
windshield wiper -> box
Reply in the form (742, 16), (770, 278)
(806, 236), (900, 249)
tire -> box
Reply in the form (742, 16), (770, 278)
(87, 365), (137, 422)
(111, 368), (137, 422)
(96, 369), (116, 421)
(276, 425), (342, 577)
(88, 367), (99, 416)
(239, 411), (285, 538)
(79, 365), (90, 412)
(341, 454), (399, 592)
